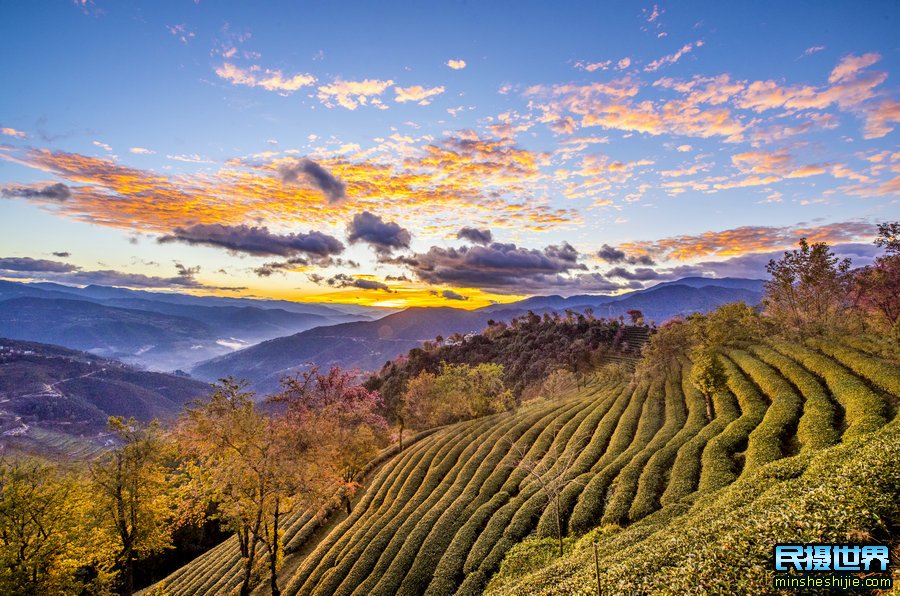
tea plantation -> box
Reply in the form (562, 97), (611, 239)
(146, 336), (899, 595)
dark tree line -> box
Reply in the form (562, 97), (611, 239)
(366, 312), (628, 423)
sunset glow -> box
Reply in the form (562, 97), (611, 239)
(1, 1), (896, 308)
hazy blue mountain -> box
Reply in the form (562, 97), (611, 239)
(192, 307), (498, 394)
(0, 280), (391, 370)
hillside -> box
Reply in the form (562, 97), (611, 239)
(366, 316), (648, 422)
(148, 335), (899, 594)
(0, 338), (210, 457)
(193, 280), (763, 394)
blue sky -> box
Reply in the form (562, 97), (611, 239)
(0, 0), (897, 307)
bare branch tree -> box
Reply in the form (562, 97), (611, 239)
(506, 425), (587, 556)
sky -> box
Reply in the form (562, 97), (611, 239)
(0, 0), (897, 309)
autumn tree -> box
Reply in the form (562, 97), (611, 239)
(852, 221), (900, 336)
(0, 459), (115, 595)
(626, 309), (644, 325)
(180, 379), (306, 596)
(692, 302), (763, 348)
(763, 238), (851, 335)
(537, 368), (578, 400)
(272, 366), (387, 516)
(91, 417), (174, 596)
(635, 318), (693, 380)
(404, 362), (514, 428)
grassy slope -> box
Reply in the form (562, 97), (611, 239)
(147, 338), (899, 595)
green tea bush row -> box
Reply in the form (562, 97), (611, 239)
(534, 385), (631, 536)
(658, 364), (739, 505)
(726, 348), (802, 470)
(603, 373), (687, 524)
(564, 382), (649, 533)
(569, 381), (666, 533)
(811, 338), (900, 397)
(285, 430), (453, 594)
(771, 339), (888, 439)
(308, 421), (488, 595)
(455, 398), (602, 592)
(354, 415), (523, 596)
(299, 430), (447, 586)
(423, 402), (581, 592)
(463, 400), (597, 576)
(836, 333), (900, 361)
(425, 491), (511, 595)
(487, 420), (899, 596)
(629, 363), (706, 520)
(697, 357), (767, 492)
(427, 396), (600, 594)
(747, 343), (838, 450)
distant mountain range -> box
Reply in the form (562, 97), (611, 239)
(193, 278), (765, 394)
(0, 338), (210, 457)
(0, 280), (389, 370)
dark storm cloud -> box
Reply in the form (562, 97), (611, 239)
(310, 272), (392, 292)
(383, 241), (616, 294)
(346, 211), (411, 254)
(175, 263), (201, 278)
(0, 257), (79, 273)
(1, 182), (71, 201)
(277, 158), (347, 202)
(159, 223), (345, 258)
(441, 289), (469, 301)
(596, 243), (655, 265)
(606, 266), (661, 281)
(456, 227), (493, 245)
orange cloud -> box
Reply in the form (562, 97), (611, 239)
(215, 62), (316, 93)
(1, 127), (27, 139)
(446, 59), (466, 70)
(317, 78), (394, 110)
(829, 52), (881, 84)
(528, 76), (747, 141)
(860, 98), (900, 139)
(394, 85), (445, 105)
(574, 60), (611, 72)
(2, 131), (578, 239)
(644, 40), (704, 72)
(580, 98), (746, 142)
(621, 221), (876, 261)
(736, 53), (887, 117)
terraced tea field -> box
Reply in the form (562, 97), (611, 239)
(146, 337), (899, 595)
